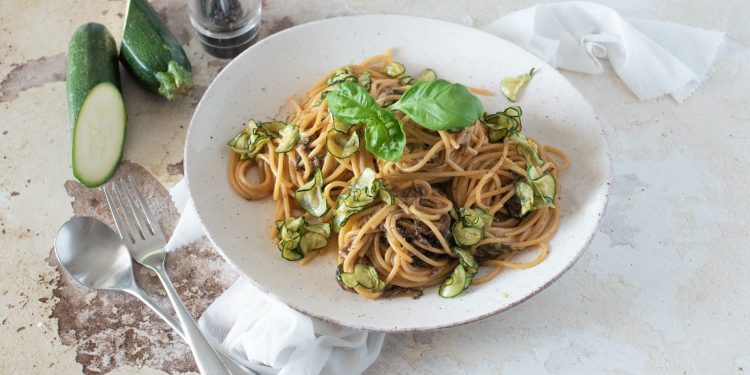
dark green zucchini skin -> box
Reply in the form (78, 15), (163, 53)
(119, 0), (193, 100)
(67, 23), (121, 128)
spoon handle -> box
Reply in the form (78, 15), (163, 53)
(124, 287), (255, 375)
(151, 263), (234, 375)
(126, 287), (184, 336)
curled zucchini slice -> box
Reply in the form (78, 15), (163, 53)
(327, 130), (360, 159)
(507, 166), (557, 218)
(412, 68), (437, 83)
(528, 166), (557, 208)
(300, 222), (331, 253)
(384, 62), (406, 77)
(439, 263), (469, 298)
(275, 217), (331, 261)
(453, 247), (478, 276)
(483, 106), (523, 142)
(228, 119), (300, 158)
(439, 247), (479, 298)
(327, 65), (357, 86)
(452, 221), (483, 247)
(358, 70), (372, 90)
(327, 114), (361, 159)
(316, 89), (333, 106)
(398, 75), (413, 86)
(276, 217), (304, 261)
(336, 264), (386, 292)
(450, 207), (493, 247)
(501, 68), (536, 102)
(228, 119), (270, 159)
(294, 168), (328, 217)
(332, 168), (393, 230)
(510, 180), (535, 218)
(331, 115), (353, 133)
(509, 133), (544, 167)
(262, 121), (299, 153)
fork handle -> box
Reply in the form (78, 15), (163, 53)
(152, 263), (233, 375)
(123, 287), (255, 375)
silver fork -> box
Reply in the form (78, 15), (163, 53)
(104, 177), (232, 375)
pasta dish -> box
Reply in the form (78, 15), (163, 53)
(226, 51), (567, 299)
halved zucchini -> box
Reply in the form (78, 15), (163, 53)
(72, 83), (127, 188)
(120, 0), (193, 99)
(67, 23), (126, 188)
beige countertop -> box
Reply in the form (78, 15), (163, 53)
(2, 0), (749, 373)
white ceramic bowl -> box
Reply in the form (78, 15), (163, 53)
(185, 15), (611, 332)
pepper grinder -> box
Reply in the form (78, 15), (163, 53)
(186, 0), (262, 59)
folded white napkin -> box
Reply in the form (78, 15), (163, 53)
(484, 1), (725, 102)
(166, 180), (385, 375)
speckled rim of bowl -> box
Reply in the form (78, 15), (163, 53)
(184, 14), (613, 332)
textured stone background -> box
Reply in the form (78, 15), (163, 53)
(1, 0), (749, 374)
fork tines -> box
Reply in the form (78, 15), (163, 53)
(103, 177), (164, 245)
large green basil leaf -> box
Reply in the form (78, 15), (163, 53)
(390, 79), (483, 131)
(326, 81), (378, 125)
(327, 82), (406, 162)
(364, 108), (406, 162)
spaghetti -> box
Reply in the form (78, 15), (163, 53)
(228, 51), (568, 299)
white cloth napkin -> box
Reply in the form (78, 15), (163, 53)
(484, 1), (725, 102)
(166, 180), (385, 375)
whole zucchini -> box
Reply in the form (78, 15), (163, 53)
(120, 0), (193, 100)
(67, 23), (127, 188)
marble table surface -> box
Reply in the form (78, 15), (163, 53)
(1, 0), (748, 373)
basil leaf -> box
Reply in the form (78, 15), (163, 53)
(390, 79), (483, 131)
(327, 82), (406, 162)
(364, 109), (405, 162)
(327, 82), (378, 124)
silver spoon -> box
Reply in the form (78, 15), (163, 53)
(54, 216), (254, 374)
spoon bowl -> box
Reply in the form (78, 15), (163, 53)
(53, 216), (257, 374)
(55, 216), (137, 291)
